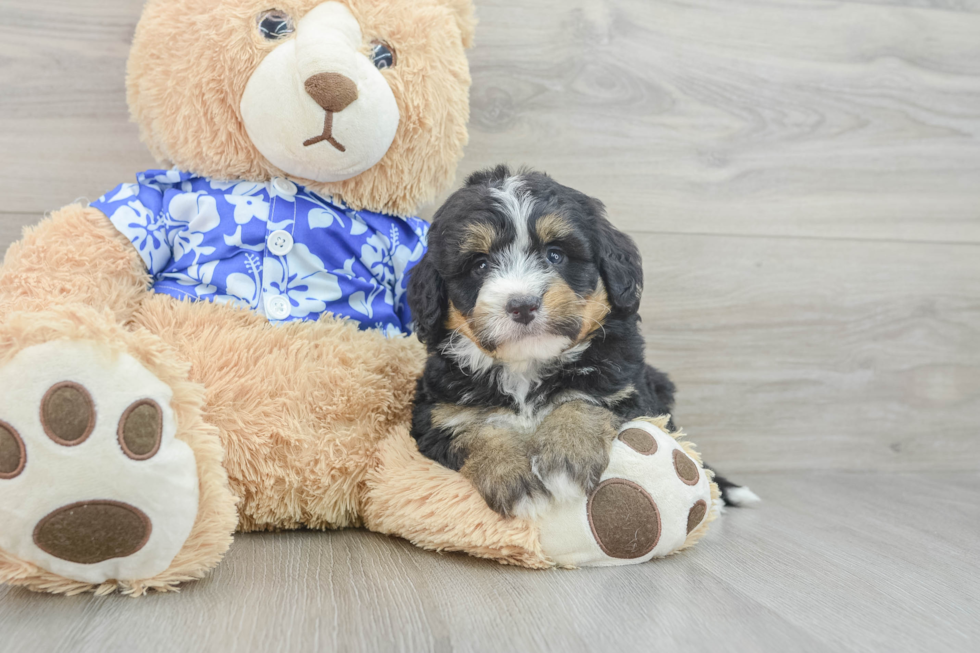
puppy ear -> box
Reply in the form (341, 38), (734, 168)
(592, 199), (643, 314)
(407, 253), (448, 347)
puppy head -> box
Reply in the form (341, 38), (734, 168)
(408, 166), (643, 363)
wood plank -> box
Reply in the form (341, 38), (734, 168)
(693, 471), (980, 652)
(632, 231), (980, 473)
(0, 1), (140, 115)
(0, 118), (157, 215)
(4, 0), (980, 244)
(840, 0), (980, 12)
(0, 214), (33, 253)
(0, 472), (973, 652)
(450, 0), (980, 243)
(0, 0), (165, 213)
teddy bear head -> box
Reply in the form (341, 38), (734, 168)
(127, 0), (476, 216)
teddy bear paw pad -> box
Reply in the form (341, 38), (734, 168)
(537, 420), (714, 567)
(0, 341), (198, 584)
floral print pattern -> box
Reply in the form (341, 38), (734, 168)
(91, 169), (428, 335)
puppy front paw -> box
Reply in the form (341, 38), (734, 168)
(530, 441), (609, 500)
(461, 454), (548, 518)
(531, 401), (617, 500)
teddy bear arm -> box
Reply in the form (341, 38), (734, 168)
(0, 204), (149, 324)
(361, 428), (553, 568)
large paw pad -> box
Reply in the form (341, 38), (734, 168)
(33, 499), (152, 564)
(0, 341), (199, 584)
(537, 420), (714, 567)
(587, 479), (661, 559)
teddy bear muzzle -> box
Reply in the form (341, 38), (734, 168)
(240, 1), (400, 184)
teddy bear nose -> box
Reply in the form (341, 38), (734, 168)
(304, 72), (358, 113)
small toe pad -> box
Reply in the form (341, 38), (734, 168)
(618, 428), (658, 455)
(41, 382), (95, 446)
(118, 399), (163, 460)
(687, 499), (707, 534)
(0, 422), (25, 479)
(673, 449), (700, 485)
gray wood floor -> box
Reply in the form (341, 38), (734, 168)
(1, 472), (976, 653)
(1, 0), (978, 651)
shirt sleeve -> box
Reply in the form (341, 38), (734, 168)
(90, 179), (172, 276)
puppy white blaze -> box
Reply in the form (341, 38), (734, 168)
(490, 176), (534, 250)
(478, 175), (566, 352)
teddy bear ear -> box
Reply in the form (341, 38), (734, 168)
(439, 0), (477, 49)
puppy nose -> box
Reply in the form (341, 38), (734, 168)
(506, 296), (541, 325)
(304, 72), (358, 112)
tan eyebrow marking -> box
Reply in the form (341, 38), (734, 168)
(461, 222), (498, 254)
(535, 213), (573, 243)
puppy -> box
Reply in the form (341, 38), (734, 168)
(407, 166), (754, 516)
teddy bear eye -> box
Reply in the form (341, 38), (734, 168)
(257, 9), (294, 40)
(370, 40), (396, 69)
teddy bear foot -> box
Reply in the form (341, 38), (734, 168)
(536, 418), (717, 567)
(0, 340), (200, 586)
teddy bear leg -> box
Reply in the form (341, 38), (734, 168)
(536, 417), (718, 567)
(0, 307), (238, 595)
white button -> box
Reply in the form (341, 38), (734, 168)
(272, 177), (297, 196)
(267, 230), (293, 256)
(265, 295), (291, 320)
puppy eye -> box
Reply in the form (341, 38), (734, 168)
(546, 247), (565, 265)
(257, 9), (294, 40)
(471, 257), (490, 277)
(370, 40), (397, 69)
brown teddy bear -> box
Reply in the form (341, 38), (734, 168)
(0, 0), (715, 596)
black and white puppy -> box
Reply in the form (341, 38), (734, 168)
(408, 166), (756, 517)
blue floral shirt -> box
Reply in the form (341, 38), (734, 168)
(91, 169), (428, 336)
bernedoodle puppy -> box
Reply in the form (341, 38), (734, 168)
(408, 165), (755, 517)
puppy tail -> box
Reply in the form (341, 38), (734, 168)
(705, 466), (761, 508)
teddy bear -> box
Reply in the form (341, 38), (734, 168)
(0, 0), (716, 596)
